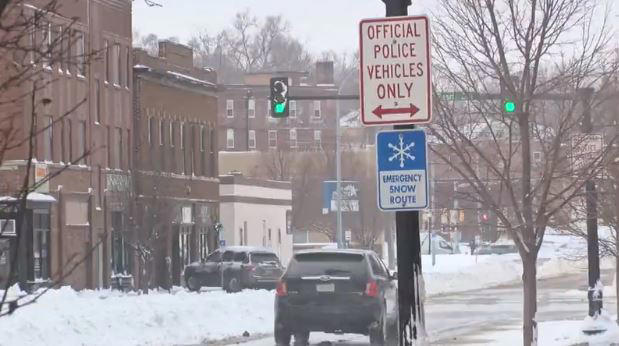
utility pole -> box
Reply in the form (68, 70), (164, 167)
(577, 87), (603, 322)
(382, 0), (425, 344)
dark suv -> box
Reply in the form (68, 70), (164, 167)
(274, 249), (397, 345)
(184, 246), (284, 293)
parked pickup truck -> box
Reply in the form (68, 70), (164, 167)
(184, 246), (284, 293)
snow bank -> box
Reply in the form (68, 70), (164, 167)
(0, 287), (275, 346)
(478, 313), (619, 346)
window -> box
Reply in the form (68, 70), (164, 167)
(199, 228), (209, 261)
(94, 79), (101, 123)
(239, 228), (244, 246)
(159, 119), (164, 146)
(114, 127), (122, 169)
(226, 99), (234, 118)
(169, 121), (175, 147)
(248, 98), (255, 118)
(180, 122), (185, 174)
(314, 130), (321, 149)
(200, 126), (205, 152)
(116, 44), (122, 86)
(289, 129), (297, 149)
(41, 21), (51, 68)
(114, 43), (120, 85)
(67, 119), (73, 162)
(33, 210), (51, 280)
(243, 221), (248, 245)
(75, 31), (85, 76)
(77, 120), (86, 164)
(209, 127), (216, 177)
(59, 25), (68, 72)
(111, 212), (130, 274)
(206, 251), (221, 263)
(189, 125), (195, 175)
(533, 151), (542, 162)
(234, 252), (248, 263)
(148, 116), (154, 145)
(289, 100), (297, 118)
(29, 23), (36, 64)
(126, 47), (131, 89)
(278, 229), (282, 244)
(248, 130), (256, 149)
(226, 129), (235, 149)
(52, 25), (62, 70)
(369, 255), (387, 277)
(267, 100), (271, 117)
(104, 40), (109, 83)
(313, 100), (321, 118)
(42, 115), (53, 162)
(268, 130), (277, 149)
(0, 219), (16, 236)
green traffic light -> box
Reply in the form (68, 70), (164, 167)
(504, 100), (516, 113)
(275, 102), (286, 113)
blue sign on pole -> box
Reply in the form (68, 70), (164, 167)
(376, 129), (428, 211)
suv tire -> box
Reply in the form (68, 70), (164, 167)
(226, 276), (242, 293)
(186, 275), (201, 292)
(293, 331), (309, 346)
(274, 326), (292, 345)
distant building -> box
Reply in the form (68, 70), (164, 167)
(218, 62), (337, 153)
(219, 174), (293, 264)
(132, 41), (220, 288)
(0, 0), (132, 290)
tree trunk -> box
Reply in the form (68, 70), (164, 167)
(522, 254), (538, 346)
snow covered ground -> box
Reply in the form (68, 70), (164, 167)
(0, 287), (274, 346)
(0, 230), (615, 345)
(477, 313), (619, 346)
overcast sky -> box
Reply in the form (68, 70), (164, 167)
(133, 1), (616, 56)
(132, 0), (435, 55)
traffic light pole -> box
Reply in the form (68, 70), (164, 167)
(382, 1), (425, 344)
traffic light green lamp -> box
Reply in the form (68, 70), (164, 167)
(503, 100), (516, 113)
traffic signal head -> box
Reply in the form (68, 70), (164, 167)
(481, 213), (489, 222)
(270, 77), (289, 118)
(503, 100), (516, 114)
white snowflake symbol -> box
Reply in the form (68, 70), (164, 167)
(388, 134), (415, 168)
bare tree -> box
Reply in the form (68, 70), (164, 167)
(429, 0), (617, 344)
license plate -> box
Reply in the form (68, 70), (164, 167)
(316, 283), (335, 292)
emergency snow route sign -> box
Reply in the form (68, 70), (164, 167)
(376, 129), (428, 211)
(359, 15), (431, 126)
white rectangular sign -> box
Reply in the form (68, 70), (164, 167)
(571, 134), (603, 173)
(359, 16), (432, 126)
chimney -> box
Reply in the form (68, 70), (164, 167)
(315, 61), (334, 85)
(158, 41), (193, 69)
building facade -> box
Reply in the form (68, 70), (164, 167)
(0, 0), (132, 290)
(219, 174), (293, 264)
(132, 41), (219, 289)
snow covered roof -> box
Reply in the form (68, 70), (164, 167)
(339, 109), (361, 128)
(166, 71), (216, 87)
(27, 192), (56, 203)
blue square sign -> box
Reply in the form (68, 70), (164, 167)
(376, 129), (428, 211)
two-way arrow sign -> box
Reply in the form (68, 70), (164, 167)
(372, 104), (420, 119)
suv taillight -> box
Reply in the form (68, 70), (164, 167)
(365, 280), (379, 297)
(276, 281), (288, 296)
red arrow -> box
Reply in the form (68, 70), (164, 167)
(372, 103), (420, 119)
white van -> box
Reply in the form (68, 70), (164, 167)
(419, 232), (454, 255)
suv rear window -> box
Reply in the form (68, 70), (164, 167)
(251, 252), (279, 264)
(222, 251), (235, 261)
(288, 252), (367, 279)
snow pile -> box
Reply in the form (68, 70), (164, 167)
(0, 286), (275, 346)
(478, 313), (619, 346)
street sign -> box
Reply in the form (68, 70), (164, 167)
(571, 134), (603, 174)
(359, 15), (432, 126)
(322, 181), (360, 213)
(376, 129), (428, 211)
(345, 230), (352, 241)
(219, 239), (226, 247)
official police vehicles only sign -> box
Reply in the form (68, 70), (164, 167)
(376, 129), (428, 211)
(359, 15), (431, 126)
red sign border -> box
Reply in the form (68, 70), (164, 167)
(359, 15), (432, 126)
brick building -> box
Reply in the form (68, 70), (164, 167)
(132, 42), (219, 288)
(218, 62), (337, 154)
(0, 0), (132, 290)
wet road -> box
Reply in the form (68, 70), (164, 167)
(225, 269), (615, 345)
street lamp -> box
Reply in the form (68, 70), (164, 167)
(336, 70), (357, 249)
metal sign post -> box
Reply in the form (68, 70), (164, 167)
(361, 1), (430, 344)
